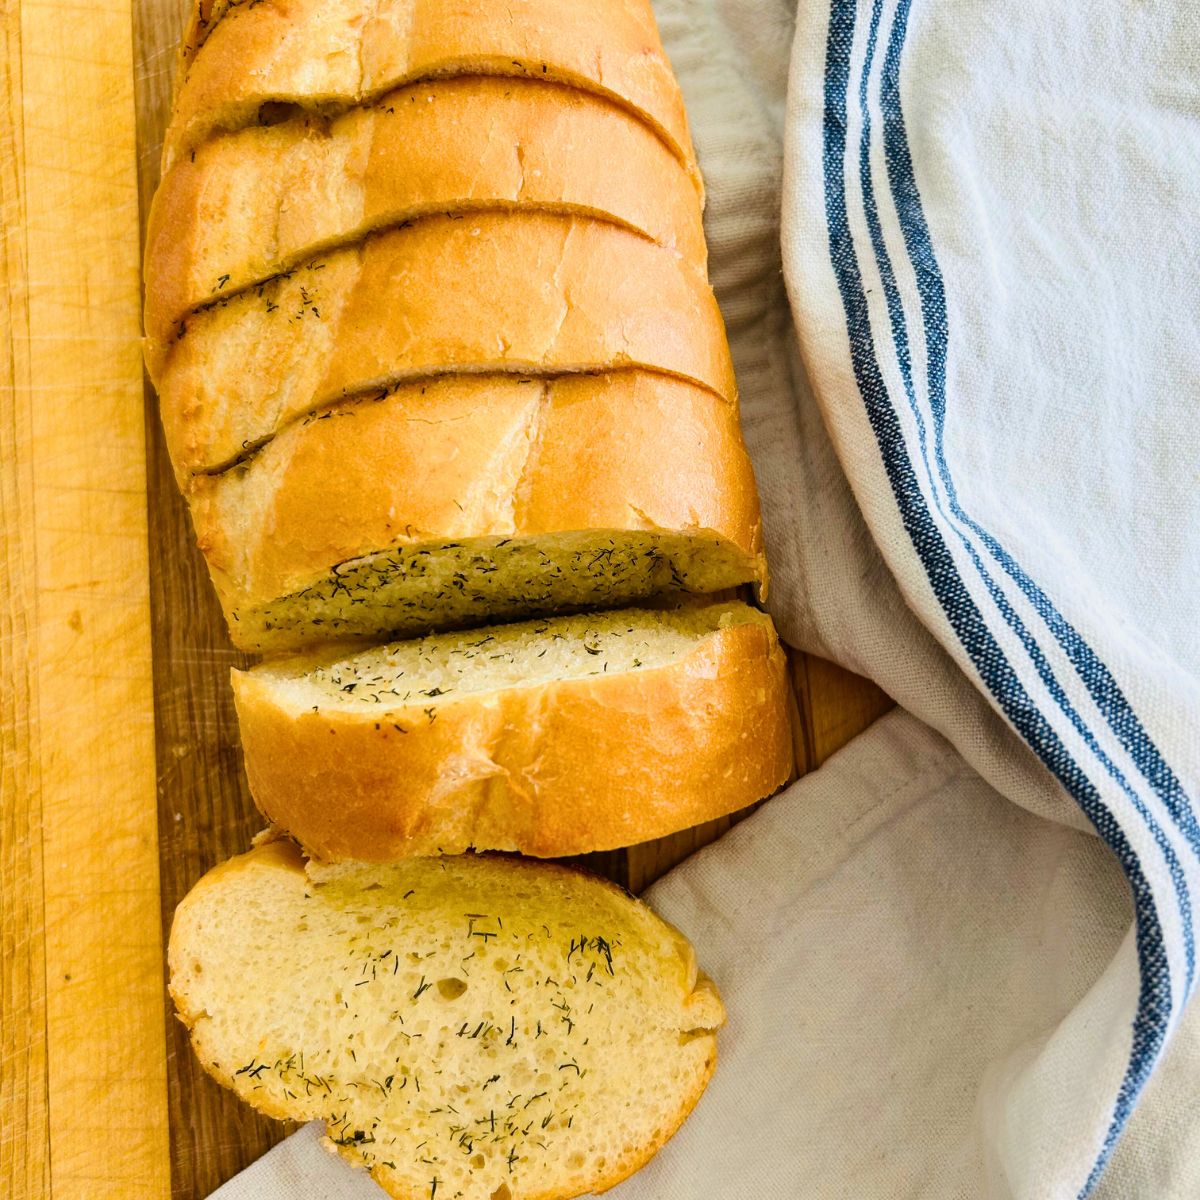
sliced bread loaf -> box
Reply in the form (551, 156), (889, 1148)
(145, 77), (705, 344)
(188, 371), (765, 651)
(169, 841), (726, 1200)
(232, 601), (793, 858)
(150, 213), (735, 476)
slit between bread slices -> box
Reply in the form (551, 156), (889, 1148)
(169, 200), (681, 338)
(153, 210), (735, 474)
(159, 201), (672, 342)
(147, 73), (707, 335)
(171, 62), (697, 191)
(228, 529), (761, 653)
(190, 364), (733, 480)
(169, 0), (699, 190)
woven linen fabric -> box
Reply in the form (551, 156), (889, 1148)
(772, 0), (1200, 1191)
(212, 715), (1200, 1200)
(207, 0), (1200, 1196)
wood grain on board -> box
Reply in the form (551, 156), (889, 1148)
(0, 1), (169, 1197)
(0, 1), (893, 1196)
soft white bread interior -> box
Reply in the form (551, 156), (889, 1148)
(169, 841), (726, 1200)
(150, 212), (735, 477)
(188, 371), (765, 652)
(145, 77), (707, 344)
(232, 601), (794, 858)
(163, 0), (700, 189)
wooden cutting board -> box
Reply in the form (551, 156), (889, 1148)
(0, 2), (892, 1197)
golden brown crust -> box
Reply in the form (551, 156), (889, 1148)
(186, 371), (765, 627)
(231, 618), (794, 859)
(164, 0), (699, 191)
(145, 77), (706, 344)
(150, 212), (736, 478)
(175, 0), (224, 83)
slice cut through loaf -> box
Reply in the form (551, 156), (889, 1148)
(187, 371), (766, 652)
(164, 0), (699, 188)
(151, 213), (735, 477)
(145, 77), (706, 343)
(222, 529), (761, 654)
(232, 601), (794, 858)
(169, 842), (726, 1200)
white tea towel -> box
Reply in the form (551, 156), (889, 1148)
(776, 0), (1200, 1191)
(206, 0), (1200, 1196)
(211, 715), (1200, 1200)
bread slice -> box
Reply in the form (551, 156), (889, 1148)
(169, 841), (726, 1200)
(231, 601), (793, 858)
(187, 371), (766, 651)
(150, 212), (735, 477)
(164, 0), (699, 192)
(145, 77), (706, 345)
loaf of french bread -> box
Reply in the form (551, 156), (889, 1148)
(152, 1), (790, 1186)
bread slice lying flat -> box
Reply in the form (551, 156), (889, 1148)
(169, 841), (726, 1200)
(151, 212), (734, 476)
(145, 77), (706, 344)
(189, 371), (765, 651)
(232, 601), (793, 858)
(164, 0), (698, 187)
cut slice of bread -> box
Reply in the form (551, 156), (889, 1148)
(187, 371), (766, 651)
(164, 0), (699, 190)
(150, 213), (735, 477)
(222, 529), (762, 655)
(231, 601), (794, 858)
(145, 77), (706, 344)
(169, 841), (726, 1200)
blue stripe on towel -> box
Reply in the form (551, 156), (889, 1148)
(853, 0), (1194, 991)
(875, 1), (1200, 868)
(820, 1), (1177, 1191)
